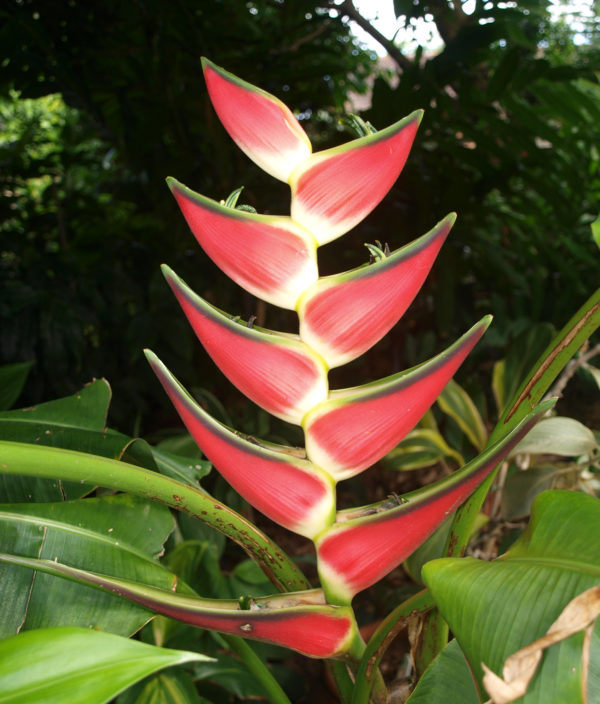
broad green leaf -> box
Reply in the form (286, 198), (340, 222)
(0, 361), (33, 411)
(406, 639), (478, 703)
(437, 379), (488, 451)
(382, 428), (464, 471)
(156, 433), (204, 459)
(0, 627), (211, 704)
(511, 416), (598, 457)
(424, 491), (600, 701)
(0, 494), (175, 637)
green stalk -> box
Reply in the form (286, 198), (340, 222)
(225, 635), (293, 704)
(0, 440), (310, 593)
(351, 590), (434, 704)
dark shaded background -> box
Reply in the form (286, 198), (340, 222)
(1, 0), (599, 435)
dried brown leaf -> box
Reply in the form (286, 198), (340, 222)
(482, 585), (600, 704)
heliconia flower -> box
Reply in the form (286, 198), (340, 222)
(162, 266), (328, 424)
(0, 553), (360, 659)
(303, 317), (491, 480)
(202, 60), (423, 245)
(289, 110), (423, 244)
(297, 214), (455, 367)
(167, 178), (318, 309)
(202, 58), (312, 183)
(145, 350), (335, 539)
(315, 400), (554, 604)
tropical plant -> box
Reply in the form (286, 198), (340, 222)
(0, 60), (599, 704)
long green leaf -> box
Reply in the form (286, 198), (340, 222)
(351, 590), (434, 704)
(496, 288), (600, 438)
(0, 627), (211, 704)
(0, 494), (175, 637)
(0, 440), (310, 592)
(424, 491), (600, 701)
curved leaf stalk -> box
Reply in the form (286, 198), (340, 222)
(0, 440), (309, 593)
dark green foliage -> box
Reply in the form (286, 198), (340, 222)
(0, 0), (372, 430)
(1, 0), (598, 434)
(361, 1), (600, 346)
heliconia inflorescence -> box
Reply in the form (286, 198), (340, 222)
(146, 58), (543, 646)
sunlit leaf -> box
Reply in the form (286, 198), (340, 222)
(0, 627), (210, 704)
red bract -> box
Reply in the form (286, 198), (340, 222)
(0, 554), (358, 659)
(297, 214), (454, 367)
(303, 318), (491, 480)
(162, 266), (328, 424)
(202, 58), (312, 182)
(146, 351), (335, 539)
(315, 402), (552, 604)
(168, 179), (318, 309)
(290, 110), (423, 244)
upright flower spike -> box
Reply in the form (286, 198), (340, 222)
(202, 58), (312, 182)
(146, 351), (335, 539)
(162, 266), (328, 424)
(303, 317), (491, 480)
(0, 554), (360, 659)
(289, 110), (423, 244)
(315, 400), (555, 604)
(297, 214), (455, 367)
(168, 179), (318, 310)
